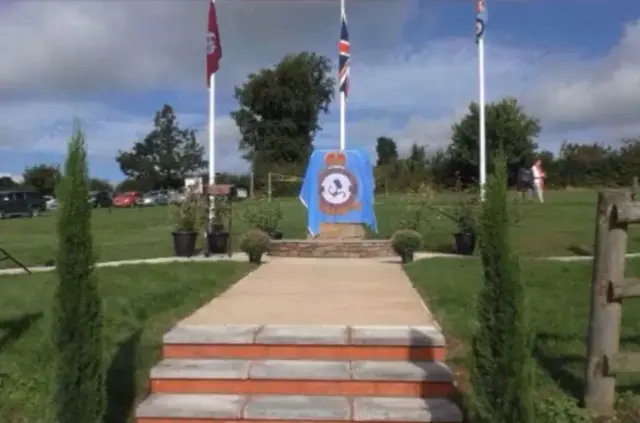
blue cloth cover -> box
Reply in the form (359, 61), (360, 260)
(299, 148), (377, 236)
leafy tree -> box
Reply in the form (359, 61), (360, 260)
(89, 178), (113, 193)
(471, 154), (534, 423)
(116, 105), (205, 190)
(231, 52), (335, 176)
(449, 97), (540, 183)
(52, 124), (105, 422)
(22, 164), (61, 195)
(375, 136), (398, 166)
(0, 176), (18, 190)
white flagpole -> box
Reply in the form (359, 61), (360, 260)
(208, 72), (216, 221)
(478, 34), (486, 200)
(339, 0), (346, 151)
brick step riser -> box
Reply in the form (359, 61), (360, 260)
(150, 379), (454, 397)
(138, 419), (461, 423)
(163, 344), (446, 361)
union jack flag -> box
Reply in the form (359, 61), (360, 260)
(338, 10), (350, 96)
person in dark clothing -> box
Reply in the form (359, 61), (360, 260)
(516, 166), (534, 199)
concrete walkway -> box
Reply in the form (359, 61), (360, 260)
(180, 258), (436, 326)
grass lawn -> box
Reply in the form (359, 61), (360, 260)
(0, 261), (252, 423)
(2, 189), (640, 269)
(405, 257), (640, 421)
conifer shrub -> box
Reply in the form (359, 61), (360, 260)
(469, 154), (534, 423)
(51, 123), (105, 422)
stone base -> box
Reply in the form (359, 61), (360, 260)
(268, 239), (393, 258)
(309, 223), (366, 240)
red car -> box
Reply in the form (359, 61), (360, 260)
(112, 191), (140, 208)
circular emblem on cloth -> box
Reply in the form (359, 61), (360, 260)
(318, 167), (358, 215)
(207, 32), (217, 55)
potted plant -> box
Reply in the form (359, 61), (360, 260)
(169, 191), (205, 257)
(425, 185), (478, 255)
(239, 229), (271, 264)
(242, 201), (283, 239)
(206, 196), (231, 254)
(391, 229), (423, 263)
(440, 195), (478, 255)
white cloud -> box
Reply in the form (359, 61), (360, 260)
(2, 0), (640, 175)
(0, 0), (414, 94)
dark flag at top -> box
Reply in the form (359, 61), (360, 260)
(206, 0), (222, 87)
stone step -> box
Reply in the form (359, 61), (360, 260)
(149, 358), (454, 397)
(136, 394), (463, 423)
(163, 324), (446, 361)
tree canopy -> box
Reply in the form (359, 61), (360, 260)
(449, 97), (541, 183)
(23, 164), (61, 195)
(0, 176), (19, 190)
(116, 104), (205, 190)
(375, 137), (398, 166)
(231, 52), (335, 177)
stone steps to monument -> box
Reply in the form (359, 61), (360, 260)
(136, 394), (463, 423)
(162, 324), (446, 361)
(135, 324), (463, 423)
(148, 358), (454, 397)
(268, 240), (394, 258)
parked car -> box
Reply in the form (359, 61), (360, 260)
(0, 190), (46, 218)
(44, 195), (58, 210)
(112, 191), (140, 208)
(137, 190), (169, 207)
(168, 189), (186, 205)
(89, 190), (112, 208)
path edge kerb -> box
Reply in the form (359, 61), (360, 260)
(2, 252), (640, 277)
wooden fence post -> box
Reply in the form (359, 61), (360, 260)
(583, 189), (631, 415)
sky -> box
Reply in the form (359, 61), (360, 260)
(1, 0), (640, 182)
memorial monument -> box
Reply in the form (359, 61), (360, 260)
(299, 148), (377, 239)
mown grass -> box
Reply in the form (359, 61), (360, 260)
(0, 261), (252, 423)
(2, 189), (640, 269)
(405, 257), (640, 421)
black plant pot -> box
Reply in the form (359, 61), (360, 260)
(268, 231), (283, 240)
(172, 230), (198, 257)
(248, 253), (263, 264)
(401, 251), (414, 264)
(454, 231), (476, 255)
(207, 230), (230, 254)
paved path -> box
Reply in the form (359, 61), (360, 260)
(3, 251), (640, 277)
(180, 258), (436, 326)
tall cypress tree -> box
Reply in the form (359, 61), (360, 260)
(52, 123), (105, 422)
(470, 154), (534, 423)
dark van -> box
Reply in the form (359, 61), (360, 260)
(0, 190), (46, 219)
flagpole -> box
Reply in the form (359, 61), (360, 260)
(208, 72), (216, 221)
(478, 36), (486, 201)
(339, 0), (346, 151)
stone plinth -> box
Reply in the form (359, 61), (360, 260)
(310, 223), (366, 240)
(268, 240), (393, 258)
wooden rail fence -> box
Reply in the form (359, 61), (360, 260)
(584, 189), (640, 416)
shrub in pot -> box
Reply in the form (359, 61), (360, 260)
(239, 229), (271, 264)
(391, 229), (423, 263)
(428, 186), (478, 255)
(206, 196), (231, 254)
(242, 201), (283, 239)
(170, 191), (206, 257)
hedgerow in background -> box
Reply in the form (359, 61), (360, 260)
(470, 154), (534, 423)
(51, 123), (106, 422)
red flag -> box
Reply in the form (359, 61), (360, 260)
(206, 0), (222, 86)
